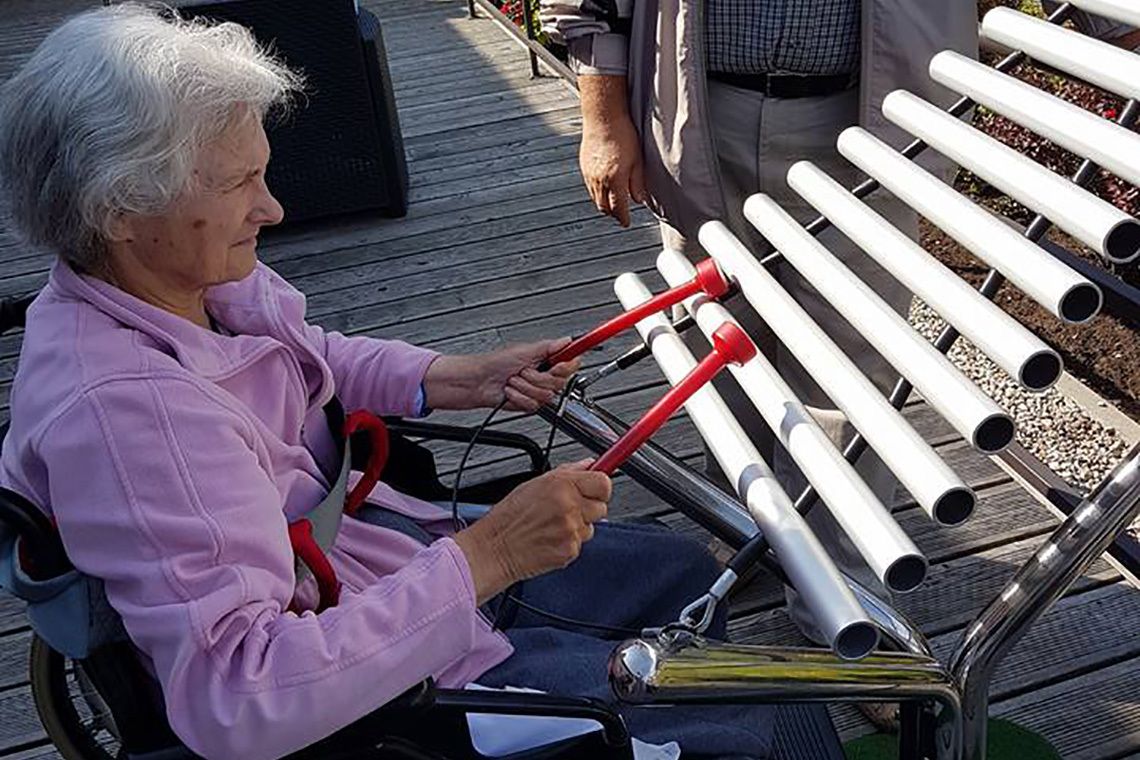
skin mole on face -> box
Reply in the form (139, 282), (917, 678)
(192, 219), (207, 230)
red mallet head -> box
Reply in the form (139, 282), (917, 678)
(711, 322), (757, 366)
(541, 259), (734, 369)
(695, 258), (731, 299)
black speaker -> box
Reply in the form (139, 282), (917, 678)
(177, 0), (409, 222)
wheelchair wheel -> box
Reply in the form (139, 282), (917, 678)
(29, 635), (122, 760)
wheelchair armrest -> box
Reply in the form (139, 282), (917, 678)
(430, 688), (631, 751)
(307, 679), (633, 759)
(0, 486), (71, 579)
(383, 418), (547, 474)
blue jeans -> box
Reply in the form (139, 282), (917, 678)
(477, 522), (775, 759)
(355, 508), (776, 758)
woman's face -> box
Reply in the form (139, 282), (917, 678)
(114, 109), (284, 292)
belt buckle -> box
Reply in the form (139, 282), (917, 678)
(765, 73), (796, 98)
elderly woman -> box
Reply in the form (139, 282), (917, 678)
(0, 5), (778, 760)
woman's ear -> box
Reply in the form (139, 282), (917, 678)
(106, 212), (136, 244)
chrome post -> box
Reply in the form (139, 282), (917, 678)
(950, 444), (1140, 760)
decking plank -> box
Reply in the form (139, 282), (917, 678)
(300, 223), (658, 312)
(995, 656), (1140, 759)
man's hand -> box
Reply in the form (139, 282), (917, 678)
(453, 462), (611, 604)
(422, 338), (580, 412)
(579, 74), (646, 227)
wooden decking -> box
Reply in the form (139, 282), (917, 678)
(1, 1), (1140, 757)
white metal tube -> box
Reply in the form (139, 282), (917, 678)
(743, 193), (1015, 455)
(1061, 0), (1140, 31)
(656, 250), (928, 593)
(613, 272), (880, 660)
(929, 51), (1140, 192)
(699, 221), (976, 526)
(882, 90), (1140, 265)
(786, 161), (1064, 393)
(982, 7), (1140, 101)
(836, 127), (1102, 324)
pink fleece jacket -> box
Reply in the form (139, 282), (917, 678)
(0, 262), (513, 759)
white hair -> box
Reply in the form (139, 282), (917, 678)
(0, 3), (302, 269)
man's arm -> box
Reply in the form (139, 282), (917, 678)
(539, 1), (645, 227)
(578, 74), (645, 227)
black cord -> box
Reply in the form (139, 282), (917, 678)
(451, 399), (509, 533)
(448, 377), (651, 636)
(494, 593), (643, 637)
(539, 373), (582, 471)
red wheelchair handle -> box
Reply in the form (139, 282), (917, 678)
(288, 519), (341, 612)
(343, 411), (390, 516)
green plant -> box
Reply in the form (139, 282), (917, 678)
(498, 0), (547, 45)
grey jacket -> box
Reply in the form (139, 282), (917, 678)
(540, 0), (978, 238)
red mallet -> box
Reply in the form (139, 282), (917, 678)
(539, 259), (730, 371)
(588, 322), (757, 475)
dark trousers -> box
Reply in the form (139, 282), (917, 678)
(477, 522), (775, 759)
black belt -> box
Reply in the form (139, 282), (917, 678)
(708, 70), (857, 99)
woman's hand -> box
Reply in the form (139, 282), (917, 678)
(452, 461), (610, 604)
(422, 337), (581, 412)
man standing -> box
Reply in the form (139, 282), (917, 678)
(540, 0), (974, 684)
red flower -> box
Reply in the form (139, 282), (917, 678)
(1104, 107), (1119, 120)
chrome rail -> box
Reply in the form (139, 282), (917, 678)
(538, 395), (759, 546)
(608, 636), (962, 760)
(952, 443), (1140, 760)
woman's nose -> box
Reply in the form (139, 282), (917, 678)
(251, 179), (285, 227)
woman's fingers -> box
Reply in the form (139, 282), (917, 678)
(503, 384), (541, 412)
(508, 374), (555, 403)
(549, 358), (580, 377)
(580, 498), (608, 524)
(520, 367), (565, 391)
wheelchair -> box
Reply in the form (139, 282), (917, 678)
(0, 294), (843, 760)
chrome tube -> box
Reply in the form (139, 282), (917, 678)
(538, 395), (760, 546)
(1066, 0), (1140, 26)
(787, 160), (1062, 391)
(700, 220), (976, 525)
(614, 272), (878, 660)
(951, 444), (1140, 760)
(982, 7), (1140, 102)
(844, 573), (933, 658)
(929, 51), (1140, 191)
(657, 249), (928, 593)
(882, 90), (1140, 264)
(837, 127), (1102, 324)
(744, 193), (1015, 453)
(609, 637), (962, 759)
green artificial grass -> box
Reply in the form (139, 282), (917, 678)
(843, 719), (1061, 760)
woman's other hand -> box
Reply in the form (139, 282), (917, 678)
(422, 338), (580, 412)
(452, 461), (610, 604)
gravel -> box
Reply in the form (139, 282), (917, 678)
(907, 298), (1133, 494)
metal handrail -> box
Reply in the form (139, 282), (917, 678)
(466, 0), (576, 84)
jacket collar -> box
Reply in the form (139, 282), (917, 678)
(49, 261), (332, 400)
